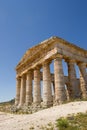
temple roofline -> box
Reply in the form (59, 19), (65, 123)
(16, 36), (87, 70)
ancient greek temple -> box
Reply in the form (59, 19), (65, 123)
(15, 36), (87, 107)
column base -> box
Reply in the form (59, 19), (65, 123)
(53, 100), (62, 106)
(41, 101), (53, 108)
(26, 102), (32, 106)
(82, 92), (87, 99)
(32, 102), (41, 107)
(17, 103), (25, 108)
(53, 98), (67, 106)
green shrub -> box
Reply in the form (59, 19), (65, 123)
(56, 118), (69, 129)
(56, 117), (79, 130)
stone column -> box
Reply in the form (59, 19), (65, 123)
(65, 84), (70, 101)
(26, 70), (32, 106)
(15, 77), (21, 105)
(43, 62), (52, 107)
(54, 56), (66, 105)
(19, 74), (26, 106)
(33, 67), (41, 105)
(67, 60), (78, 99)
(78, 62), (87, 99)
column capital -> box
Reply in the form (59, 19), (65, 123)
(33, 64), (42, 70)
(21, 73), (26, 78)
(54, 54), (63, 59)
(42, 60), (51, 66)
(65, 59), (76, 64)
(16, 76), (21, 80)
(26, 70), (33, 80)
(26, 70), (33, 74)
(77, 62), (87, 67)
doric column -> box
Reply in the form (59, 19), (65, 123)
(15, 77), (21, 105)
(67, 60), (78, 99)
(43, 62), (52, 107)
(19, 74), (26, 106)
(78, 62), (87, 99)
(54, 56), (66, 105)
(65, 84), (70, 101)
(26, 70), (32, 106)
(33, 67), (41, 105)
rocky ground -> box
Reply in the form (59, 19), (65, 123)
(0, 101), (87, 130)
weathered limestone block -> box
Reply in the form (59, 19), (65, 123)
(43, 62), (52, 107)
(54, 56), (66, 105)
(78, 62), (87, 99)
(67, 60), (79, 99)
(19, 74), (26, 106)
(15, 77), (21, 105)
(33, 68), (41, 105)
(26, 71), (32, 106)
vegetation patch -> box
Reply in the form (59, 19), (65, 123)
(56, 112), (87, 130)
(0, 99), (15, 113)
(40, 112), (87, 130)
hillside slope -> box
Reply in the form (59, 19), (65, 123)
(0, 101), (87, 130)
(0, 99), (14, 112)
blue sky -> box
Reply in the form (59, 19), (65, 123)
(0, 0), (87, 102)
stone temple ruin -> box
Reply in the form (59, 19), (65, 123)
(15, 36), (87, 108)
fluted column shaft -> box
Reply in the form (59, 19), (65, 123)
(19, 74), (26, 106)
(33, 68), (41, 104)
(15, 77), (21, 105)
(43, 62), (52, 106)
(78, 63), (87, 99)
(54, 57), (66, 104)
(67, 60), (78, 99)
(26, 71), (32, 105)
